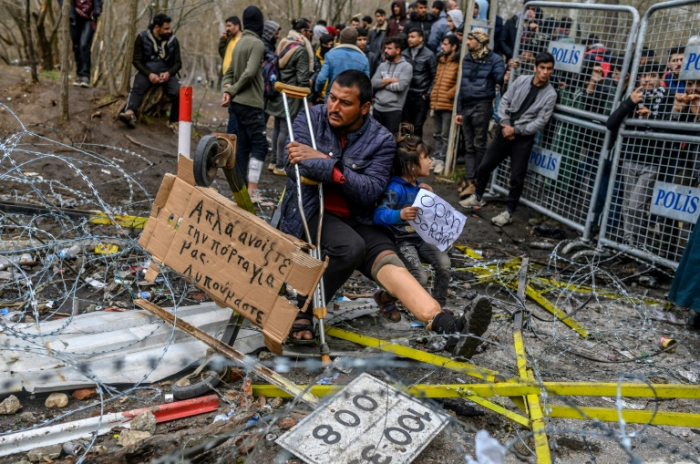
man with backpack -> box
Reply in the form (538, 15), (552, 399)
(266, 19), (315, 177)
(221, 6), (268, 201)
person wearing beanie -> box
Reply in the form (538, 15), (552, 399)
(453, 27), (504, 195)
(222, 6), (268, 201)
(262, 20), (281, 55)
(314, 26), (369, 99)
(266, 19), (314, 176)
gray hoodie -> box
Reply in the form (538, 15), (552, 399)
(499, 75), (557, 136)
(371, 57), (413, 113)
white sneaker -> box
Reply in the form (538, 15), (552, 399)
(491, 210), (513, 227)
(459, 195), (486, 209)
(433, 159), (445, 175)
(429, 158), (438, 171)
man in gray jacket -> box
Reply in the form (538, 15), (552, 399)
(371, 37), (413, 134)
(460, 52), (557, 227)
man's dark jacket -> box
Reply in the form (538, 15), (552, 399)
(403, 12), (437, 38)
(278, 105), (397, 239)
(132, 30), (182, 77)
(457, 50), (506, 112)
(498, 14), (519, 61)
(401, 46), (437, 96)
(58, 0), (103, 21)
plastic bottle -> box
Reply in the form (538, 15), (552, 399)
(135, 291), (155, 301)
(58, 245), (81, 259)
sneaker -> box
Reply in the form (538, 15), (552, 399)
(429, 158), (438, 171)
(272, 167), (287, 177)
(72, 78), (82, 87)
(491, 210), (513, 227)
(267, 163), (275, 172)
(167, 122), (179, 134)
(452, 296), (492, 359)
(118, 109), (137, 128)
(80, 77), (90, 88)
(433, 159), (445, 175)
(459, 195), (486, 209)
(373, 290), (401, 323)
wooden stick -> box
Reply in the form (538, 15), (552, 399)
(124, 134), (175, 157)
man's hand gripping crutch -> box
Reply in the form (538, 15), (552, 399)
(275, 81), (332, 364)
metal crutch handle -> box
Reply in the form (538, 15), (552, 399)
(279, 86), (331, 364)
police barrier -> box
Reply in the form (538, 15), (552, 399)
(596, 0), (700, 268)
(489, 2), (639, 239)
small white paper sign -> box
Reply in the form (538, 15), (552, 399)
(408, 190), (467, 252)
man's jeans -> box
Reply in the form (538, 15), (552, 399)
(270, 116), (289, 170)
(227, 103), (239, 135)
(475, 131), (536, 213)
(433, 110), (452, 160)
(461, 101), (493, 180)
(70, 16), (94, 78)
(402, 93), (430, 137)
(231, 102), (268, 183)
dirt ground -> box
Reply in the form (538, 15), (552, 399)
(1, 65), (699, 464)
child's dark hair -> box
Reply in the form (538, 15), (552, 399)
(392, 123), (432, 178)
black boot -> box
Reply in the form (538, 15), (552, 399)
(688, 310), (700, 330)
(429, 296), (492, 359)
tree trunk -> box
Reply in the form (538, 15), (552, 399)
(59, 0), (70, 121)
(34, 0), (55, 71)
(119, 0), (139, 96)
(25, 0), (39, 82)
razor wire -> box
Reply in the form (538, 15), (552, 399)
(0, 103), (699, 464)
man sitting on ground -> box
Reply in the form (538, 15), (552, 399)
(119, 14), (181, 133)
(277, 69), (493, 358)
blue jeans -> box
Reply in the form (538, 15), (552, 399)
(231, 103), (268, 184)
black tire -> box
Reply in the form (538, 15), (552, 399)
(193, 135), (220, 187)
(171, 368), (224, 400)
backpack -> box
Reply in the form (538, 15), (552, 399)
(262, 42), (302, 99)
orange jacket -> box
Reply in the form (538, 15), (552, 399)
(430, 51), (459, 111)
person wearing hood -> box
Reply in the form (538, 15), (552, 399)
(454, 28), (505, 196)
(266, 19), (314, 176)
(403, 0), (437, 40)
(314, 27), (370, 98)
(499, 0), (539, 61)
(310, 34), (335, 103)
(475, 0), (489, 20)
(387, 1), (408, 38)
(222, 6), (268, 201)
(262, 20), (281, 56)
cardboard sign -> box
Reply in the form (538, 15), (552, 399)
(650, 181), (700, 224)
(680, 45), (700, 81)
(547, 41), (586, 74)
(528, 146), (562, 181)
(277, 373), (449, 464)
(408, 190), (466, 252)
(138, 155), (327, 354)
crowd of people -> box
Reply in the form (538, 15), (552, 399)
(102, 0), (700, 333)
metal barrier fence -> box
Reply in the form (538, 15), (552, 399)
(597, 0), (700, 268)
(490, 1), (639, 239)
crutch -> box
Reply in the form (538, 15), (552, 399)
(275, 82), (331, 364)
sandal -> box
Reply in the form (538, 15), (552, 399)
(288, 315), (317, 345)
(373, 290), (402, 323)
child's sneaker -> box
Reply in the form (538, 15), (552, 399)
(373, 290), (401, 323)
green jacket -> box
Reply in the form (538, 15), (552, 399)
(266, 46), (311, 119)
(223, 30), (265, 109)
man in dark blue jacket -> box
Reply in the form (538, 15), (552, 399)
(279, 70), (492, 358)
(455, 28), (505, 198)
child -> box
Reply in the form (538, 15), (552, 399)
(374, 125), (453, 318)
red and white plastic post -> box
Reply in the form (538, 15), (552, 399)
(178, 86), (193, 159)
